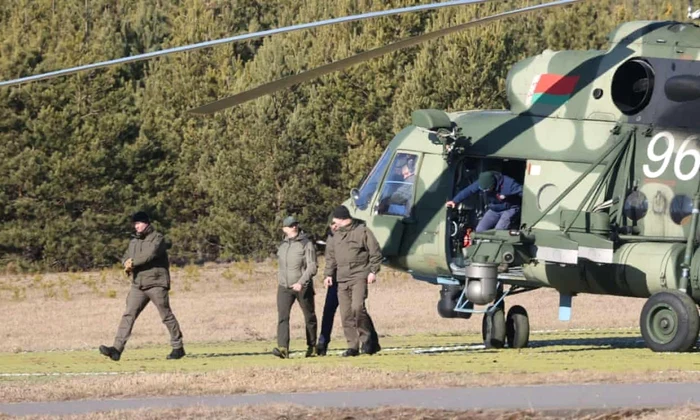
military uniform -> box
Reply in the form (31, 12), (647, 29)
(324, 210), (383, 355)
(274, 217), (318, 358)
(317, 227), (379, 355)
(100, 212), (184, 361)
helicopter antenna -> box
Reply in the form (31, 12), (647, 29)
(0, 0), (494, 88)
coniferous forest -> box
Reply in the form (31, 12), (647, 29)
(0, 1), (690, 270)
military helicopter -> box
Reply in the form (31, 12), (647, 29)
(4, 0), (700, 353)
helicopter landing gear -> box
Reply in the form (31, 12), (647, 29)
(482, 307), (506, 349)
(506, 305), (530, 349)
(640, 290), (699, 353)
(475, 284), (532, 349)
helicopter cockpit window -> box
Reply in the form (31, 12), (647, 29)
(354, 148), (393, 210)
(375, 152), (418, 217)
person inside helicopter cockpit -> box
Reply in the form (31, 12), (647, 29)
(376, 156), (417, 217)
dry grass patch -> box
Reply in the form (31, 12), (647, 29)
(3, 365), (700, 404)
(0, 262), (645, 353)
(7, 405), (700, 420)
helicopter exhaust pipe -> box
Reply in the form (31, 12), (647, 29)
(665, 75), (700, 102)
(465, 261), (499, 305)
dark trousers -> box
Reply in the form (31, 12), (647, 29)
(277, 284), (317, 349)
(319, 281), (378, 348)
(318, 282), (338, 346)
(476, 207), (520, 232)
(113, 286), (183, 352)
(337, 278), (379, 351)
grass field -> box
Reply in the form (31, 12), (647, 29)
(0, 262), (645, 353)
(0, 261), (696, 416)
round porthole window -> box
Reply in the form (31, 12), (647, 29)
(537, 184), (560, 211)
(670, 195), (693, 225)
(623, 191), (648, 221)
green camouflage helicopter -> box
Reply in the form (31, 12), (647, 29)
(4, 0), (700, 353)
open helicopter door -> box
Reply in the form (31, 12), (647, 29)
(366, 150), (423, 256)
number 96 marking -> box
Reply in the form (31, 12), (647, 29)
(642, 132), (700, 181)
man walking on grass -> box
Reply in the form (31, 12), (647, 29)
(99, 211), (185, 361)
(323, 205), (382, 357)
(273, 216), (318, 359)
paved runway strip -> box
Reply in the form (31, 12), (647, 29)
(2, 382), (699, 416)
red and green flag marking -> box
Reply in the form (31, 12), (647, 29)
(528, 74), (580, 106)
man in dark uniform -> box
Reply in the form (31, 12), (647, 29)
(273, 216), (318, 359)
(99, 211), (184, 361)
(316, 217), (380, 356)
(323, 205), (383, 357)
(446, 171), (523, 232)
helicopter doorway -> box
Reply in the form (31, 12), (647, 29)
(448, 158), (526, 268)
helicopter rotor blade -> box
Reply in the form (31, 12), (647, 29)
(0, 0), (496, 88)
(189, 0), (586, 115)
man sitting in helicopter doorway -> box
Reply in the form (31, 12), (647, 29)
(445, 171), (522, 232)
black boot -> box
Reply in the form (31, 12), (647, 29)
(167, 347), (186, 360)
(272, 347), (288, 359)
(305, 346), (317, 358)
(341, 348), (359, 357)
(99, 345), (121, 361)
(316, 342), (328, 356)
(362, 340), (382, 355)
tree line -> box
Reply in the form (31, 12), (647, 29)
(0, 0), (686, 270)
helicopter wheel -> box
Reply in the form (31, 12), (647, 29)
(506, 305), (530, 349)
(482, 307), (506, 349)
(640, 290), (699, 353)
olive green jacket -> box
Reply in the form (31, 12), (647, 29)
(323, 220), (383, 283)
(122, 225), (170, 290)
(277, 232), (317, 288)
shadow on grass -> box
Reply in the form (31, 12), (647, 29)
(529, 336), (647, 351)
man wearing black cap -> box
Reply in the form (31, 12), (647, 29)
(446, 171), (522, 232)
(323, 205), (383, 357)
(273, 216), (318, 359)
(99, 211), (184, 361)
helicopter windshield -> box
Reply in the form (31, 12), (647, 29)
(354, 148), (393, 210)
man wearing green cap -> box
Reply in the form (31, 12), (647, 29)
(445, 171), (523, 232)
(273, 216), (318, 359)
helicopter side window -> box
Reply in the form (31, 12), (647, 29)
(354, 148), (393, 210)
(375, 152), (418, 217)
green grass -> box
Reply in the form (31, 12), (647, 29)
(2, 329), (700, 378)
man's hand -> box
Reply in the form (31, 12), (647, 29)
(123, 258), (133, 276)
(324, 276), (333, 287)
(367, 272), (377, 284)
(292, 283), (302, 292)
(445, 201), (456, 208)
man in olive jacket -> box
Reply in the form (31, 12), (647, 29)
(99, 211), (184, 361)
(323, 205), (383, 357)
(273, 216), (318, 359)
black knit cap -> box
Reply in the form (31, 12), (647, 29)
(131, 211), (150, 224)
(332, 205), (351, 220)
